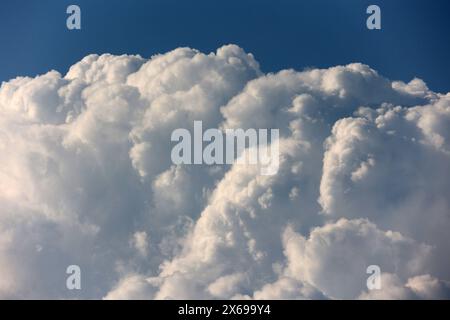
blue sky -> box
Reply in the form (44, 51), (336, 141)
(0, 0), (449, 92)
(1, 0), (450, 301)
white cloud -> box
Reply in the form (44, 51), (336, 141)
(0, 45), (449, 299)
(103, 274), (157, 300)
(130, 231), (149, 258)
(359, 273), (450, 300)
(281, 219), (432, 299)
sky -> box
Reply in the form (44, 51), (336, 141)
(0, 0), (450, 300)
(0, 0), (450, 93)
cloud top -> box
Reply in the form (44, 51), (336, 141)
(0, 45), (449, 299)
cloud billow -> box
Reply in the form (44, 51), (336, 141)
(0, 45), (449, 299)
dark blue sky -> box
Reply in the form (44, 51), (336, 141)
(0, 0), (449, 92)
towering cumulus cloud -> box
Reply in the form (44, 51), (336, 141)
(0, 45), (449, 299)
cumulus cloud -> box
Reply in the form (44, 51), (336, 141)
(0, 45), (449, 299)
(281, 219), (432, 299)
(359, 273), (450, 300)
